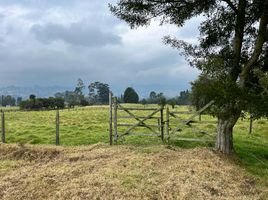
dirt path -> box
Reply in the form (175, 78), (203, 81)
(0, 144), (264, 200)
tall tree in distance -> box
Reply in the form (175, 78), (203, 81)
(88, 82), (110, 104)
(74, 78), (86, 105)
(110, 0), (268, 154)
(123, 87), (139, 103)
(75, 78), (85, 96)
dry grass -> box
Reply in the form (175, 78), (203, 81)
(0, 144), (265, 200)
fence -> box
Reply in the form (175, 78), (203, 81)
(109, 93), (220, 144)
(166, 101), (218, 143)
(109, 93), (164, 144)
(1, 109), (61, 145)
(0, 94), (257, 145)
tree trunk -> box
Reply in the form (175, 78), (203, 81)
(216, 112), (240, 154)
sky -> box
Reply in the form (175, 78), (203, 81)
(0, 0), (201, 97)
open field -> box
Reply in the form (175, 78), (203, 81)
(0, 143), (266, 200)
(0, 105), (268, 198)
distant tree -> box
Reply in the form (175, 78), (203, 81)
(123, 87), (139, 103)
(54, 92), (64, 99)
(140, 98), (147, 107)
(0, 95), (3, 106)
(88, 82), (110, 104)
(167, 99), (176, 109)
(158, 96), (167, 107)
(64, 91), (77, 107)
(74, 78), (86, 104)
(29, 94), (36, 100)
(55, 80), (88, 107)
(149, 91), (157, 99)
(53, 98), (65, 109)
(117, 94), (124, 103)
(16, 97), (23, 105)
(75, 78), (85, 94)
(19, 97), (64, 110)
(177, 90), (190, 105)
(1, 95), (16, 106)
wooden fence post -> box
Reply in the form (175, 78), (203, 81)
(56, 110), (60, 145)
(158, 118), (160, 132)
(166, 107), (169, 143)
(249, 114), (253, 134)
(160, 106), (164, 142)
(1, 111), (5, 143)
(109, 92), (113, 145)
(113, 97), (118, 142)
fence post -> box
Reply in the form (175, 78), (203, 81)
(56, 110), (60, 145)
(1, 111), (5, 143)
(113, 97), (118, 142)
(199, 114), (202, 121)
(166, 107), (169, 143)
(249, 114), (253, 134)
(160, 106), (164, 142)
(157, 118), (160, 132)
(109, 92), (113, 145)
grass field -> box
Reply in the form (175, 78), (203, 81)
(0, 144), (265, 200)
(0, 104), (268, 198)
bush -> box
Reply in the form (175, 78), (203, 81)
(20, 97), (64, 110)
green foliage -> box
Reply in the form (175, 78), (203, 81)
(176, 90), (191, 105)
(0, 95), (16, 106)
(109, 0), (215, 28)
(55, 79), (89, 107)
(74, 78), (87, 105)
(88, 81), (110, 104)
(158, 96), (166, 107)
(29, 94), (36, 100)
(147, 91), (164, 104)
(149, 91), (157, 99)
(110, 0), (268, 120)
(16, 97), (22, 105)
(123, 87), (139, 103)
(55, 91), (77, 108)
(20, 97), (64, 110)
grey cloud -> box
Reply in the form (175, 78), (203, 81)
(31, 22), (122, 47)
(0, 0), (200, 97)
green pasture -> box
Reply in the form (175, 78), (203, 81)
(0, 104), (268, 189)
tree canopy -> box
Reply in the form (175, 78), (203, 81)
(110, 0), (268, 154)
(124, 87), (139, 103)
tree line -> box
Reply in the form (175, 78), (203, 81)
(13, 79), (191, 110)
(0, 95), (22, 107)
(19, 94), (64, 110)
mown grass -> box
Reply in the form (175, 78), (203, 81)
(1, 104), (268, 192)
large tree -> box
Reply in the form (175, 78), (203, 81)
(88, 82), (110, 104)
(123, 87), (139, 103)
(110, 0), (268, 154)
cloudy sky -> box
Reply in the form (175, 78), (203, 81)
(0, 0), (200, 97)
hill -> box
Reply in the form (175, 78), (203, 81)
(0, 85), (71, 99)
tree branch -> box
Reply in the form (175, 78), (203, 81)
(240, 0), (268, 86)
(231, 0), (246, 81)
(222, 0), (238, 15)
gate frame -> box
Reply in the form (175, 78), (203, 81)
(166, 100), (217, 143)
(109, 92), (164, 144)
